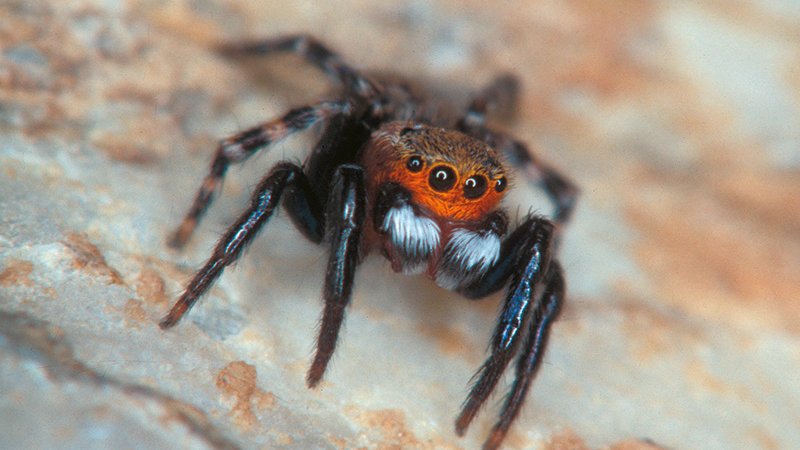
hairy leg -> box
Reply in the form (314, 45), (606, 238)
(484, 262), (564, 450)
(455, 216), (555, 439)
(170, 100), (350, 248)
(487, 131), (579, 226)
(457, 73), (520, 130)
(456, 75), (578, 228)
(460, 124), (578, 228)
(160, 162), (310, 328)
(306, 164), (366, 387)
(218, 34), (379, 99)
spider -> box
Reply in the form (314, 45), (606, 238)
(160, 35), (578, 449)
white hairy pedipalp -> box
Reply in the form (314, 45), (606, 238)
(435, 228), (501, 290)
(382, 205), (440, 273)
(445, 228), (501, 272)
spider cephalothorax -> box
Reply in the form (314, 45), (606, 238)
(365, 122), (507, 219)
(159, 35), (578, 450)
(362, 122), (509, 286)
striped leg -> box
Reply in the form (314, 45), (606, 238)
(218, 34), (379, 98)
(458, 127), (578, 228)
(169, 100), (350, 248)
(484, 131), (579, 226)
(456, 75), (578, 228)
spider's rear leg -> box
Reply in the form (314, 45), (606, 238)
(306, 164), (366, 387)
(468, 128), (578, 228)
(457, 73), (520, 130)
(170, 100), (350, 248)
(218, 34), (379, 99)
(160, 162), (316, 328)
(454, 216), (556, 448)
(457, 76), (578, 229)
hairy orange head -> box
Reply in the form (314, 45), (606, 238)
(362, 122), (508, 222)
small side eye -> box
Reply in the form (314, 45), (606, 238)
(400, 126), (418, 136)
(429, 165), (457, 192)
(463, 175), (488, 199)
(495, 176), (507, 192)
(406, 156), (424, 172)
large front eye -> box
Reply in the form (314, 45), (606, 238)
(463, 175), (488, 199)
(406, 155), (424, 172)
(428, 165), (457, 192)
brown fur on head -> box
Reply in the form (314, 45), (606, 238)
(361, 121), (508, 222)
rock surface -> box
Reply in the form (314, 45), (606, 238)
(1, 1), (799, 449)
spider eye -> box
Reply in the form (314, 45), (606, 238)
(400, 126), (418, 136)
(463, 175), (488, 199)
(495, 176), (507, 193)
(406, 156), (424, 172)
(428, 165), (457, 192)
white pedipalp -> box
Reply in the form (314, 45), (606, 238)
(435, 228), (501, 290)
(382, 205), (440, 273)
(446, 229), (501, 272)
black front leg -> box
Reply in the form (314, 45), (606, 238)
(161, 162), (316, 329)
(452, 215), (557, 449)
(306, 164), (366, 387)
(485, 261), (564, 449)
(284, 100), (371, 244)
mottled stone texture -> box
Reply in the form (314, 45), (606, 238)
(1, 1), (799, 449)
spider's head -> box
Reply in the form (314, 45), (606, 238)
(364, 122), (508, 223)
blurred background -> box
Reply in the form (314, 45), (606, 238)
(1, 1), (798, 449)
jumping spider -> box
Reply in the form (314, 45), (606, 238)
(160, 35), (578, 449)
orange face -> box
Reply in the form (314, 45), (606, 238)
(363, 122), (508, 223)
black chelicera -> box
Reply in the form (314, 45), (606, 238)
(160, 35), (578, 449)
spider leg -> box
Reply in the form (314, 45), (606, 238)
(454, 216), (555, 437)
(169, 100), (350, 248)
(456, 76), (578, 228)
(160, 162), (310, 328)
(484, 261), (563, 450)
(279, 162), (325, 244)
(283, 102), (372, 244)
(306, 164), (366, 388)
(218, 34), (379, 98)
(495, 134), (579, 226)
(457, 73), (520, 130)
(467, 125), (578, 227)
